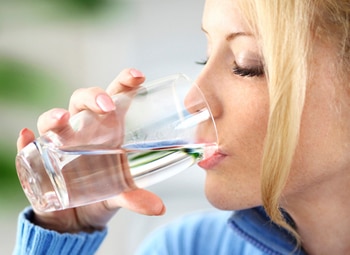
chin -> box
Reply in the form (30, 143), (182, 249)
(204, 178), (261, 211)
(204, 181), (236, 210)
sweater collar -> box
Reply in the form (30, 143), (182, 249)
(228, 207), (307, 255)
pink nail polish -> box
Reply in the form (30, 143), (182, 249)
(51, 109), (67, 120)
(96, 94), (116, 112)
(19, 128), (29, 137)
(129, 68), (144, 78)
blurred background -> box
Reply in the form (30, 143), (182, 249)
(0, 0), (214, 254)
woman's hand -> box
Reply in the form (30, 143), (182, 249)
(16, 68), (166, 233)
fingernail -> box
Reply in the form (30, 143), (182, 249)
(19, 128), (29, 137)
(96, 94), (116, 112)
(51, 109), (67, 120)
(129, 68), (144, 78)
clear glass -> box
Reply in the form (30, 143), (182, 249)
(16, 74), (218, 212)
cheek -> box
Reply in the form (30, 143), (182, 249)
(204, 85), (270, 210)
(223, 86), (269, 158)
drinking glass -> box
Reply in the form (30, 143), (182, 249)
(16, 74), (217, 212)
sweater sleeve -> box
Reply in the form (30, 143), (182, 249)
(13, 207), (107, 255)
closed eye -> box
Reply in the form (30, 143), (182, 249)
(232, 65), (264, 77)
(196, 58), (265, 78)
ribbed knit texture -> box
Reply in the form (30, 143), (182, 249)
(13, 207), (107, 255)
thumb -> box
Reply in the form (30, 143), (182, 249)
(104, 188), (166, 216)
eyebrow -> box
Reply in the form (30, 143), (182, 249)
(201, 26), (252, 41)
(226, 32), (252, 41)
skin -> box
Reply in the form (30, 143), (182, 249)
(17, 0), (350, 254)
(17, 68), (166, 233)
(197, 0), (350, 254)
(196, 0), (269, 210)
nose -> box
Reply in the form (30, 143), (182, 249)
(184, 79), (219, 145)
(184, 84), (207, 114)
(192, 69), (221, 119)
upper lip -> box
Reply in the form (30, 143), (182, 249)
(212, 148), (228, 158)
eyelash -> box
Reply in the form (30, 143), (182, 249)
(196, 59), (264, 78)
(232, 62), (265, 77)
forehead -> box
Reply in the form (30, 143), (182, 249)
(202, 0), (250, 35)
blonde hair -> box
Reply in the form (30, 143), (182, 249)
(237, 0), (350, 245)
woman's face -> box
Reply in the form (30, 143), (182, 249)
(197, 0), (350, 211)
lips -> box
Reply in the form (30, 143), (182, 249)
(198, 147), (226, 170)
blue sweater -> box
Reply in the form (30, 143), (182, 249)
(14, 207), (306, 255)
(136, 207), (306, 255)
(13, 207), (107, 255)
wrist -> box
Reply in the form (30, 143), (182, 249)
(30, 210), (99, 233)
(17, 207), (108, 255)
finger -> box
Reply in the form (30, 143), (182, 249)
(37, 108), (70, 135)
(103, 188), (166, 216)
(74, 189), (165, 230)
(17, 128), (35, 151)
(106, 68), (145, 95)
(68, 87), (116, 116)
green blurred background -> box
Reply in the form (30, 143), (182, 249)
(0, 0), (209, 254)
(0, 56), (66, 204)
(0, 0), (125, 210)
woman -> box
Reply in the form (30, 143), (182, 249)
(14, 0), (350, 254)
